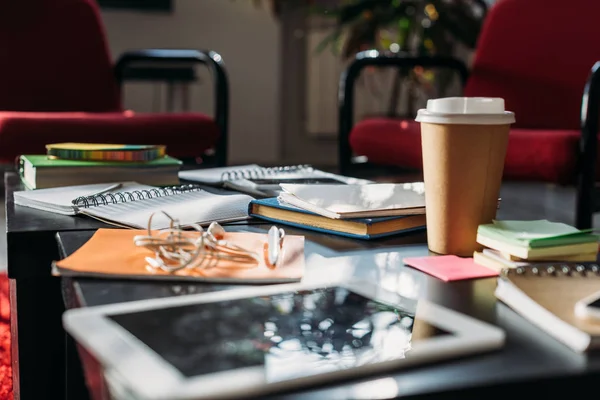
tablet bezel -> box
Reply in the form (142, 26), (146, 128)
(63, 280), (505, 400)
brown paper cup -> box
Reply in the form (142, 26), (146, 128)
(420, 122), (510, 256)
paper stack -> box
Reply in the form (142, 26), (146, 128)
(473, 220), (599, 272)
(248, 183), (427, 239)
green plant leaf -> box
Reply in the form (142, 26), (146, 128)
(314, 29), (343, 55)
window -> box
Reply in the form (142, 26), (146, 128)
(97, 0), (172, 11)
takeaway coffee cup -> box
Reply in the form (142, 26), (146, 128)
(415, 97), (515, 256)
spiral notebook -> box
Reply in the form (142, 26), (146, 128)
(13, 182), (253, 229)
(495, 264), (600, 352)
(179, 164), (372, 196)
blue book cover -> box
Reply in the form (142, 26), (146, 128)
(248, 197), (425, 240)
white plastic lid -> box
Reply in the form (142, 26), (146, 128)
(415, 97), (515, 125)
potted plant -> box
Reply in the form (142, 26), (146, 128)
(250, 0), (487, 117)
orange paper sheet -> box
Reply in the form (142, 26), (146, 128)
(54, 229), (305, 283)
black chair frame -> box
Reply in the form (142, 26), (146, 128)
(338, 51), (600, 229)
(115, 49), (229, 167)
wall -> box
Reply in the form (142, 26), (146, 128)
(100, 0), (281, 165)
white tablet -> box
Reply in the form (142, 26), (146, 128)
(63, 281), (505, 400)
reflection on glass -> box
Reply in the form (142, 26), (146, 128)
(109, 287), (449, 382)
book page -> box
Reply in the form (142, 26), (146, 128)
(80, 190), (253, 229)
(280, 183), (426, 215)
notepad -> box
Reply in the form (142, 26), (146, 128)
(478, 220), (598, 248)
(477, 220), (599, 260)
(53, 228), (305, 284)
(14, 182), (152, 215)
(13, 182), (253, 229)
(403, 255), (499, 281)
(279, 182), (426, 219)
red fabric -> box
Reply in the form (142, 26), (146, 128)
(0, 112), (220, 162)
(349, 0), (600, 182)
(350, 119), (423, 170)
(0, 273), (12, 400)
(464, 0), (600, 130)
(349, 118), (586, 184)
(0, 0), (121, 112)
(0, 0), (219, 161)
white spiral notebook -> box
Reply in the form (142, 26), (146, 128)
(179, 164), (372, 197)
(13, 182), (253, 229)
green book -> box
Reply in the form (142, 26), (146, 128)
(19, 154), (182, 189)
(21, 154), (181, 168)
(477, 220), (599, 249)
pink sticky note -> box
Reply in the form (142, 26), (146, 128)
(403, 255), (499, 282)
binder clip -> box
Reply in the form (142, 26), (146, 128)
(264, 225), (285, 269)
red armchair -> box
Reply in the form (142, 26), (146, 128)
(339, 0), (600, 229)
(0, 0), (228, 166)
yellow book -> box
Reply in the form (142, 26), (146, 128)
(473, 251), (507, 272)
(500, 251), (598, 262)
(473, 251), (525, 272)
(476, 233), (598, 260)
(473, 248), (597, 274)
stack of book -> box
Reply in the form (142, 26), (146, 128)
(248, 182), (427, 239)
(19, 143), (181, 189)
(473, 220), (599, 271)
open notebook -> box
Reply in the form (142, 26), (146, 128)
(179, 164), (372, 197)
(278, 182), (426, 219)
(13, 182), (253, 229)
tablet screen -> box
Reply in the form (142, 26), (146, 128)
(108, 287), (449, 381)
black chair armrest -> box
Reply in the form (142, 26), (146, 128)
(338, 50), (469, 175)
(576, 61), (600, 229)
(114, 49), (229, 167)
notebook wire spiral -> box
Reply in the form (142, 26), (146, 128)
(220, 164), (314, 181)
(72, 184), (204, 208)
(506, 263), (600, 277)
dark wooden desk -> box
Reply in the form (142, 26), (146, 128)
(3, 171), (254, 399)
(4, 172), (108, 400)
(59, 227), (600, 399)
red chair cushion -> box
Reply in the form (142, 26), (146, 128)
(0, 111), (220, 163)
(0, 0), (121, 112)
(463, 0), (600, 130)
(350, 119), (424, 171)
(349, 118), (587, 184)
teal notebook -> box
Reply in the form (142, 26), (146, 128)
(248, 197), (426, 239)
(477, 220), (598, 249)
